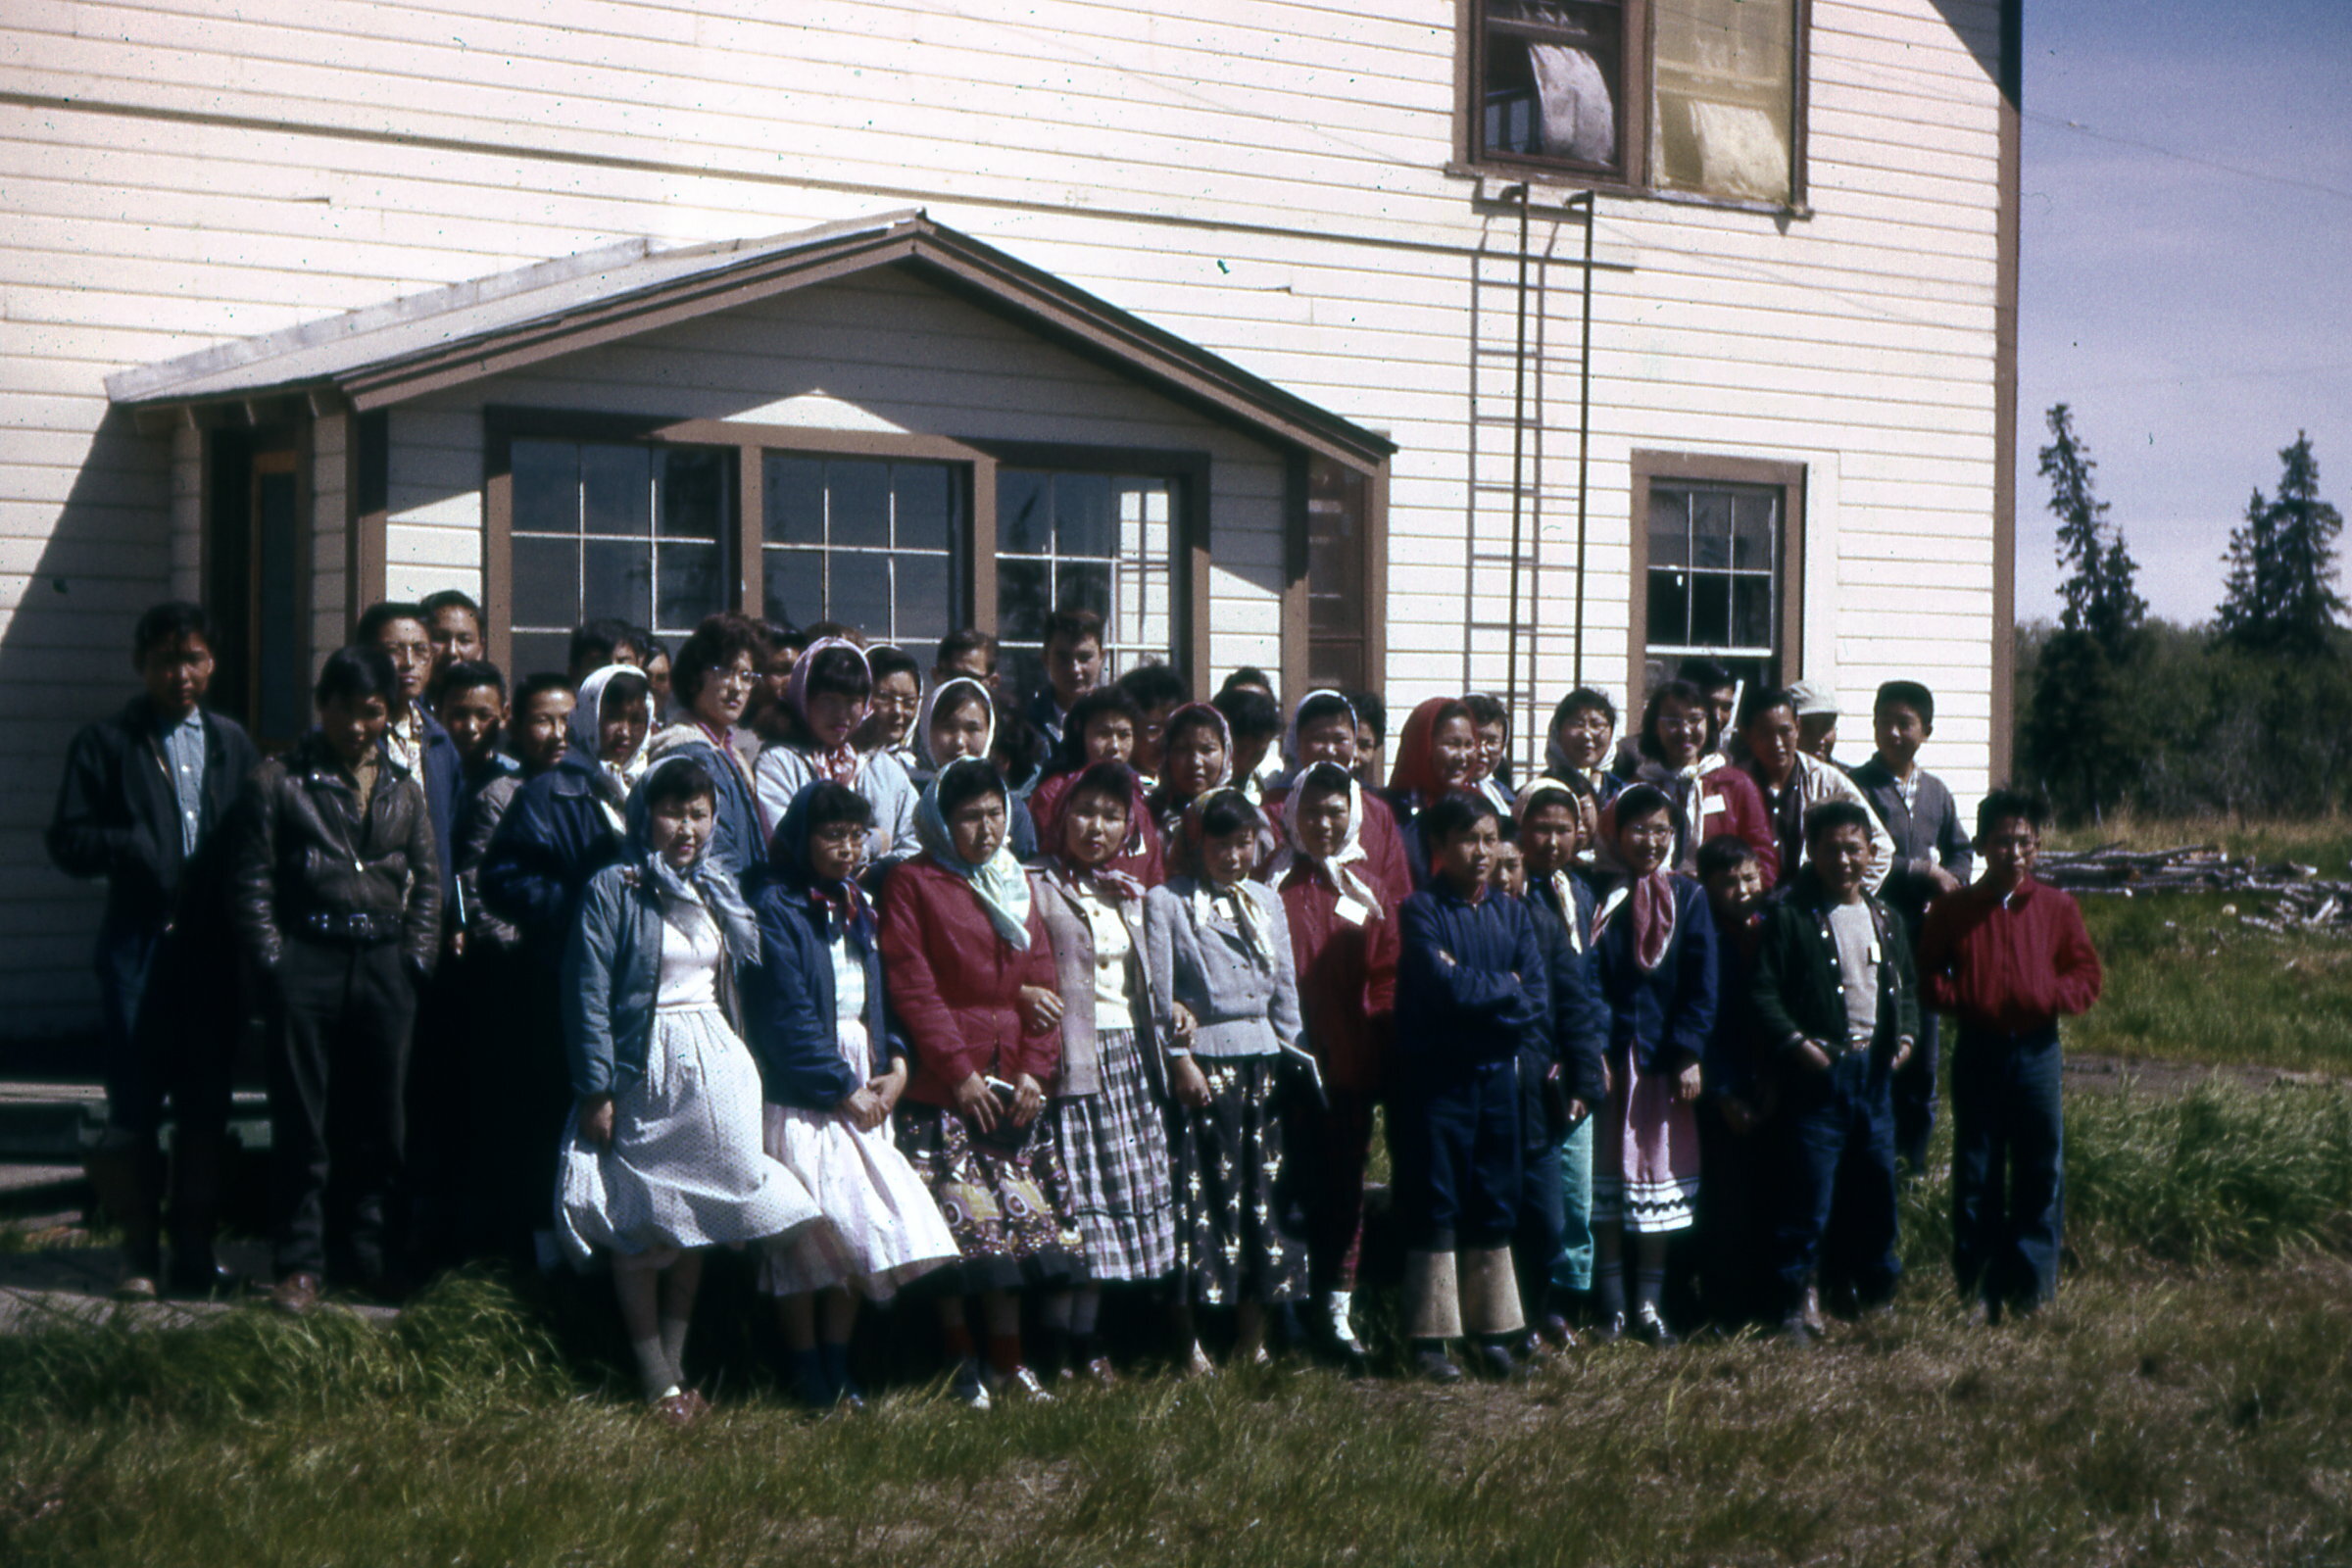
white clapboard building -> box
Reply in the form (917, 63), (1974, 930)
(4, 0), (2019, 1037)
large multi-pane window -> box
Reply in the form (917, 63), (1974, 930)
(996, 468), (1176, 701)
(1641, 478), (1786, 697)
(761, 456), (963, 650)
(1472, 0), (1802, 205)
(507, 438), (730, 679)
(1304, 458), (1372, 692)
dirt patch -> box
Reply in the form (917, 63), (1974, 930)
(2064, 1052), (2345, 1095)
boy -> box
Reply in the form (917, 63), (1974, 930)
(1786, 679), (1842, 766)
(419, 590), (485, 686)
(1508, 779), (1608, 1348)
(1918, 790), (2100, 1322)
(1395, 794), (1547, 1382)
(566, 617), (644, 686)
(934, 626), (1000, 696)
(1114, 662), (1190, 784)
(1030, 606), (1101, 747)
(1348, 689), (1387, 793)
(47, 602), (261, 1298)
(1213, 685), (1282, 804)
(434, 661), (514, 805)
(1694, 835), (1774, 1326)
(230, 647), (441, 1312)
(1849, 680), (1976, 1173)
(1739, 688), (1893, 893)
(1463, 693), (1516, 814)
(1749, 801), (1917, 1345)
(360, 602), (463, 926)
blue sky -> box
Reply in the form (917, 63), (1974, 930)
(2015, 0), (2352, 626)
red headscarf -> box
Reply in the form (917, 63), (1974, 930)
(1038, 760), (1152, 902)
(1386, 696), (1471, 808)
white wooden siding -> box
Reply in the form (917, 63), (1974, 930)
(0, 0), (2008, 1032)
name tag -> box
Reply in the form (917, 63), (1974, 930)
(1699, 792), (1724, 821)
(1334, 896), (1371, 927)
(1868, 934), (1883, 964)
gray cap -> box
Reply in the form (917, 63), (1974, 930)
(1785, 678), (1839, 718)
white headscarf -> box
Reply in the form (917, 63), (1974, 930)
(1266, 760), (1384, 914)
(569, 664), (653, 833)
(914, 676), (997, 777)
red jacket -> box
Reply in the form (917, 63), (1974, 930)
(1025, 768), (1166, 887)
(1261, 783), (1416, 908)
(1697, 764), (1781, 885)
(1276, 862), (1399, 1095)
(880, 858), (1061, 1107)
(1917, 875), (2102, 1036)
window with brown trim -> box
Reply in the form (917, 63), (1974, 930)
(995, 468), (1178, 700)
(1628, 452), (1805, 704)
(1468, 0), (1806, 206)
(1303, 457), (1373, 692)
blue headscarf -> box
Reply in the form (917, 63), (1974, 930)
(915, 758), (1033, 952)
(634, 753), (760, 961)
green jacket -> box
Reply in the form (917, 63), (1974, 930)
(1749, 873), (1919, 1060)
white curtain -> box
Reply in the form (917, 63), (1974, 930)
(1529, 42), (1616, 167)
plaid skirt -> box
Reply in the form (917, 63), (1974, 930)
(895, 1101), (1082, 1293)
(1167, 1054), (1306, 1307)
(1053, 1029), (1178, 1283)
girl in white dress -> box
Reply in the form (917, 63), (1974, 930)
(743, 780), (960, 1409)
(557, 757), (821, 1424)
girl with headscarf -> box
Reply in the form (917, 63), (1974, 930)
(555, 756), (822, 1426)
(1147, 702), (1235, 843)
(1545, 687), (1625, 809)
(1266, 760), (1399, 1374)
(1144, 787), (1309, 1374)
(880, 757), (1080, 1408)
(752, 636), (919, 873)
(742, 780), (959, 1410)
(1025, 760), (1182, 1383)
(1025, 687), (1165, 887)
(1260, 690), (1415, 908)
(1586, 782), (1719, 1347)
(909, 676), (1039, 860)
(1382, 696), (1481, 889)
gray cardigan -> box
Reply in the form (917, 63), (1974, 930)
(1028, 867), (1161, 1099)
(1144, 876), (1304, 1061)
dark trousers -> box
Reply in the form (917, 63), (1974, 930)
(1392, 1054), (1523, 1251)
(269, 937), (416, 1282)
(1892, 1009), (1941, 1172)
(405, 951), (472, 1271)
(466, 948), (572, 1263)
(1511, 1049), (1566, 1307)
(92, 921), (241, 1267)
(1286, 1088), (1380, 1294)
(1696, 1097), (1777, 1326)
(1950, 1025), (2064, 1310)
(1771, 1049), (1900, 1314)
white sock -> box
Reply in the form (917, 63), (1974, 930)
(631, 1336), (679, 1401)
(1324, 1291), (1363, 1347)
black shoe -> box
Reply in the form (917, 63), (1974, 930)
(1534, 1311), (1579, 1351)
(1591, 1311), (1627, 1345)
(1412, 1345), (1464, 1385)
(165, 1259), (239, 1300)
(1473, 1341), (1525, 1382)
(1631, 1305), (1679, 1347)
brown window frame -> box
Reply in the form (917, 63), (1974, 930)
(1282, 452), (1391, 703)
(1455, 0), (1811, 212)
(1626, 450), (1806, 711)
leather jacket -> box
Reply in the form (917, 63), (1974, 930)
(229, 731), (442, 976)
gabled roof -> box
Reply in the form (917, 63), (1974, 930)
(107, 211), (1394, 469)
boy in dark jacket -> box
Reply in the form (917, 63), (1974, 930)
(1749, 801), (1917, 1344)
(47, 602), (261, 1298)
(1394, 793), (1547, 1382)
(1507, 779), (1608, 1345)
(1918, 790), (2101, 1321)
(1695, 834), (1774, 1326)
(230, 646), (441, 1313)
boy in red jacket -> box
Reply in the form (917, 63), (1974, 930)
(1916, 789), (2101, 1321)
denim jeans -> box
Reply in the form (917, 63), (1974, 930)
(1771, 1047), (1900, 1313)
(1949, 1025), (2064, 1309)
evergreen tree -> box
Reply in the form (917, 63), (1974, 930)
(2038, 404), (2144, 652)
(2218, 433), (2343, 655)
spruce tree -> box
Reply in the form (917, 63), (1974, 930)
(2026, 404), (2146, 820)
(2038, 404), (2144, 653)
(2218, 433), (2343, 655)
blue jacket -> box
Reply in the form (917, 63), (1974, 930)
(741, 873), (902, 1109)
(1524, 872), (1609, 1108)
(1396, 880), (1546, 1067)
(477, 757), (627, 964)
(637, 728), (764, 879)
(560, 860), (748, 1100)
(412, 708), (465, 921)
(1592, 874), (1719, 1076)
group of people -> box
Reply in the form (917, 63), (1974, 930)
(48, 596), (2102, 1421)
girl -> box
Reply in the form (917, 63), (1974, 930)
(882, 758), (1079, 1407)
(911, 676), (1040, 860)
(1147, 702), (1233, 842)
(1028, 761), (1181, 1383)
(641, 613), (766, 876)
(1383, 696), (1481, 887)
(745, 781), (959, 1410)
(1627, 679), (1778, 885)
(1024, 688), (1164, 886)
(1545, 688), (1623, 809)
(1587, 783), (1720, 1346)
(1146, 788), (1308, 1372)
(753, 636), (919, 872)
(557, 758), (821, 1423)
(853, 645), (924, 775)
(1266, 760), (1398, 1373)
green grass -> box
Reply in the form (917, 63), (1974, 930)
(4, 1081), (2350, 1566)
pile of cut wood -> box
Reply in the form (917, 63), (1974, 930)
(2037, 843), (2352, 935)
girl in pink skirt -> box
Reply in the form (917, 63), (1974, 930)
(1586, 783), (1720, 1345)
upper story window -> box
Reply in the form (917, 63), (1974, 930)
(1471, 0), (1802, 206)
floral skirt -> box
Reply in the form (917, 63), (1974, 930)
(1591, 1046), (1701, 1234)
(1054, 1029), (1178, 1283)
(894, 1102), (1082, 1293)
(1166, 1055), (1306, 1306)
